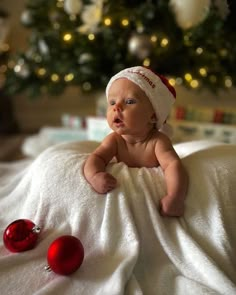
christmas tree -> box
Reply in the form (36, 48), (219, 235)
(0, 8), (10, 87)
(2, 0), (236, 98)
(0, 8), (18, 133)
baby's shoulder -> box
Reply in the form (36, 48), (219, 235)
(103, 132), (123, 147)
(153, 131), (173, 149)
(152, 130), (169, 142)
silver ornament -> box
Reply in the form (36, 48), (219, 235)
(128, 34), (152, 60)
(14, 63), (30, 78)
(38, 39), (49, 55)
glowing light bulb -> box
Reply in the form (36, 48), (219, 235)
(104, 18), (112, 26)
(121, 18), (129, 26)
(184, 73), (192, 81)
(51, 73), (60, 82)
(37, 68), (46, 76)
(196, 47), (203, 55)
(150, 35), (158, 43)
(14, 65), (21, 73)
(190, 80), (199, 88)
(63, 33), (72, 42)
(64, 73), (74, 82)
(143, 58), (150, 67)
(88, 34), (95, 41)
(225, 76), (232, 88)
(160, 38), (169, 47)
(199, 68), (207, 77)
(168, 78), (176, 86)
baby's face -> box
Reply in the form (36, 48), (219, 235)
(107, 78), (155, 136)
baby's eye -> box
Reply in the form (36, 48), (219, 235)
(109, 100), (116, 106)
(125, 98), (136, 105)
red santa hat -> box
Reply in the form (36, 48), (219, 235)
(106, 66), (176, 133)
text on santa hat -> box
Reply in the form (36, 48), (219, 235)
(127, 70), (156, 89)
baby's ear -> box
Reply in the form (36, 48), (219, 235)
(150, 113), (157, 123)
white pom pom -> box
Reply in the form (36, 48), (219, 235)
(169, 0), (211, 29)
(64, 0), (82, 15)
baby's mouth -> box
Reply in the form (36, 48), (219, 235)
(113, 116), (124, 126)
(114, 118), (122, 123)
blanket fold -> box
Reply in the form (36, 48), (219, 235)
(0, 140), (236, 294)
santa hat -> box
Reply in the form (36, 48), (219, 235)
(105, 66), (176, 133)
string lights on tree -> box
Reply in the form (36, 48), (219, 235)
(2, 0), (235, 98)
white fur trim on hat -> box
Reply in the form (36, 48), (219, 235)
(106, 66), (176, 131)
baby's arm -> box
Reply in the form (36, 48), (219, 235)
(83, 133), (117, 194)
(155, 134), (188, 217)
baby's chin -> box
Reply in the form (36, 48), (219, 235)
(113, 128), (125, 135)
(111, 127), (129, 136)
(109, 123), (124, 132)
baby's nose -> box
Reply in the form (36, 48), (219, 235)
(113, 103), (122, 112)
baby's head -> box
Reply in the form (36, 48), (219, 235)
(106, 66), (176, 131)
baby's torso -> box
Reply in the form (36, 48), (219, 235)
(115, 137), (159, 168)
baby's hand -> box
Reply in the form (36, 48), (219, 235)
(90, 172), (117, 194)
(159, 195), (185, 217)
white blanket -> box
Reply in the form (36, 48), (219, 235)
(0, 140), (236, 295)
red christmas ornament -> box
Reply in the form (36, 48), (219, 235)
(3, 219), (41, 252)
(45, 235), (84, 275)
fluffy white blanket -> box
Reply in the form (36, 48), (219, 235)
(0, 140), (236, 295)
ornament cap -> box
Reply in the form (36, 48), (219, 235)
(44, 265), (52, 272)
(32, 225), (41, 234)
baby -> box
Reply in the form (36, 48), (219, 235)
(84, 66), (188, 217)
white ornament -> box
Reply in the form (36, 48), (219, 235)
(169, 0), (211, 29)
(78, 0), (104, 34)
(64, 0), (82, 15)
